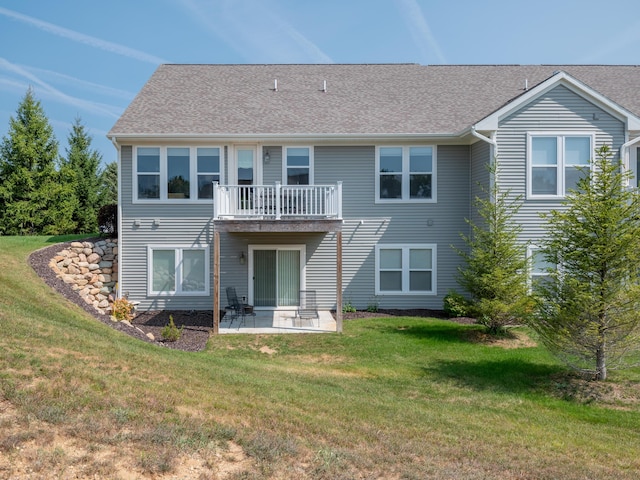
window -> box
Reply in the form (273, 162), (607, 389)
(137, 147), (160, 199)
(528, 247), (555, 292)
(148, 246), (209, 295)
(197, 147), (221, 199)
(376, 146), (435, 202)
(528, 134), (593, 197)
(167, 147), (190, 199)
(284, 147), (312, 185)
(135, 146), (222, 202)
(375, 244), (436, 295)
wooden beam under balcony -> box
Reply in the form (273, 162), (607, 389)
(213, 218), (342, 233)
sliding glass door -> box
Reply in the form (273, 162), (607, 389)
(251, 246), (304, 307)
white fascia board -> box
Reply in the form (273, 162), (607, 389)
(474, 71), (640, 131)
(107, 132), (464, 145)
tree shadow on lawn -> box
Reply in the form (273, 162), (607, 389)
(372, 320), (494, 345)
(424, 358), (566, 396)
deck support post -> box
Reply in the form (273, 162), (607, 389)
(336, 231), (343, 333)
(213, 230), (220, 334)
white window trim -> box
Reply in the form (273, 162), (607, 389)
(229, 144), (262, 186)
(527, 245), (555, 292)
(282, 146), (314, 185)
(526, 132), (595, 199)
(147, 245), (210, 296)
(133, 146), (223, 203)
(375, 244), (437, 295)
(247, 244), (306, 309)
(375, 145), (437, 204)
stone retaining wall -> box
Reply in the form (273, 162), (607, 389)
(49, 239), (118, 315)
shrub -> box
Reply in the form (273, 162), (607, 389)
(161, 315), (183, 342)
(443, 291), (470, 318)
(111, 298), (134, 321)
(98, 203), (117, 236)
(366, 296), (380, 313)
(342, 300), (356, 313)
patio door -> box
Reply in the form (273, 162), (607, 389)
(234, 146), (259, 212)
(250, 246), (305, 307)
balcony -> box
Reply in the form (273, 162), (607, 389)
(213, 182), (342, 221)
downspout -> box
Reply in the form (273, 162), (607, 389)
(619, 134), (640, 186)
(471, 126), (498, 196)
(109, 136), (123, 299)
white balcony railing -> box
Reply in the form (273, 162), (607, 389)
(213, 181), (342, 220)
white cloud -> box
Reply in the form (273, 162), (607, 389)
(24, 66), (135, 101)
(0, 58), (122, 119)
(0, 6), (169, 65)
(396, 0), (447, 64)
(177, 0), (333, 63)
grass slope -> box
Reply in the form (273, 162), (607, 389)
(0, 235), (639, 479)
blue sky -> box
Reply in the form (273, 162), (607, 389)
(1, 0), (640, 167)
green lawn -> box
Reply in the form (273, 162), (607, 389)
(1, 235), (639, 479)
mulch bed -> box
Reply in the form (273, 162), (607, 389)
(29, 240), (471, 352)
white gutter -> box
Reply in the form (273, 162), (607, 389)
(106, 132), (462, 145)
(470, 127), (498, 158)
(109, 136), (123, 300)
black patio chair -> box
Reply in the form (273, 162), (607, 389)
(225, 286), (255, 328)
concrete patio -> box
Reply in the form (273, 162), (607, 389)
(219, 309), (337, 334)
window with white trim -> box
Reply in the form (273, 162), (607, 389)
(135, 146), (222, 202)
(528, 134), (593, 197)
(137, 147), (161, 199)
(284, 147), (312, 185)
(528, 246), (555, 291)
(197, 147), (221, 199)
(375, 244), (436, 295)
(148, 246), (209, 295)
(376, 146), (435, 202)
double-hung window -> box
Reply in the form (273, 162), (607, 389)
(135, 146), (222, 202)
(376, 146), (435, 202)
(137, 147), (161, 199)
(528, 133), (593, 198)
(148, 246), (209, 295)
(284, 147), (312, 185)
(375, 244), (437, 295)
(528, 246), (555, 292)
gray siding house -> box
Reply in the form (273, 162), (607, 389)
(108, 64), (640, 331)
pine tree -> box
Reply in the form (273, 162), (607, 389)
(61, 118), (102, 233)
(0, 88), (76, 235)
(531, 145), (640, 380)
(98, 161), (118, 207)
(454, 163), (533, 334)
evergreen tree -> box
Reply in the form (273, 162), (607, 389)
(98, 161), (118, 207)
(454, 163), (533, 334)
(0, 88), (76, 235)
(61, 118), (102, 233)
(531, 145), (640, 380)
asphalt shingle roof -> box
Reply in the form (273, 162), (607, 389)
(108, 64), (640, 137)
